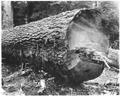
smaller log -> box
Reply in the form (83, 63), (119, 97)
(108, 48), (119, 69)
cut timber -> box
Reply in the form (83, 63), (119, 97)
(2, 8), (119, 84)
(108, 48), (119, 69)
(2, 9), (80, 82)
(2, 9), (79, 47)
(65, 8), (119, 84)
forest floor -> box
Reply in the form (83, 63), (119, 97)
(1, 63), (119, 95)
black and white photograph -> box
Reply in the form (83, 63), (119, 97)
(1, 0), (119, 95)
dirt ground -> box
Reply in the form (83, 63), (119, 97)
(1, 64), (119, 95)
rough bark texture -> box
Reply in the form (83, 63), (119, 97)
(108, 48), (119, 69)
(2, 9), (119, 84)
(2, 9), (79, 46)
(2, 9), (80, 81)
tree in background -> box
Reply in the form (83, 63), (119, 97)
(2, 1), (98, 27)
(12, 1), (28, 26)
(2, 1), (13, 29)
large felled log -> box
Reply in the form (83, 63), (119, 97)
(2, 9), (80, 81)
(2, 8), (119, 84)
(2, 9), (79, 46)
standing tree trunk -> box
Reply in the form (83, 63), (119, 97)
(24, 1), (28, 24)
(2, 1), (14, 29)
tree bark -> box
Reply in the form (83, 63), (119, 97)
(2, 9), (79, 46)
(108, 48), (119, 69)
(2, 8), (119, 84)
(2, 8), (119, 67)
(2, 9), (80, 79)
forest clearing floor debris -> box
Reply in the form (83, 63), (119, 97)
(2, 64), (119, 95)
